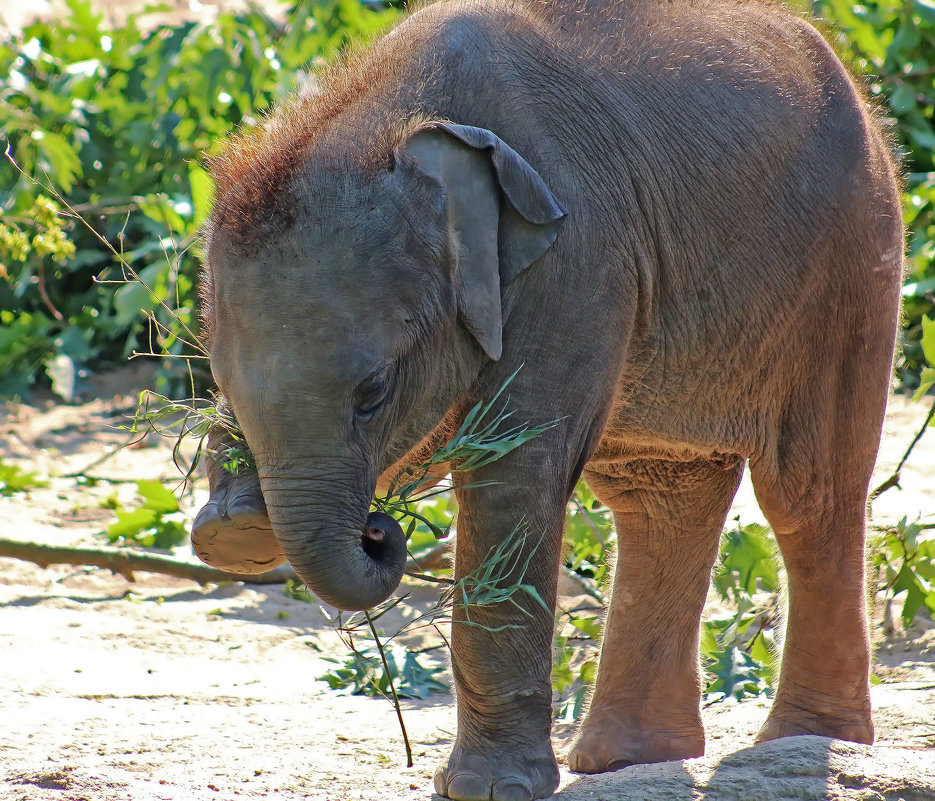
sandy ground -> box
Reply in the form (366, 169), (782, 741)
(0, 370), (933, 801)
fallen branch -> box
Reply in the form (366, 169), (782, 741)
(0, 537), (295, 584)
(0, 538), (455, 587)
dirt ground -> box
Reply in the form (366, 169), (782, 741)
(0, 369), (934, 801)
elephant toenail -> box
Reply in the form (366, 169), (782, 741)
(445, 772), (492, 801)
(491, 776), (533, 801)
(568, 751), (600, 774)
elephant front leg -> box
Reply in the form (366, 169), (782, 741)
(434, 482), (565, 801)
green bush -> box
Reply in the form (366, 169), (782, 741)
(814, 0), (935, 391)
(0, 0), (932, 398)
(0, 0), (399, 398)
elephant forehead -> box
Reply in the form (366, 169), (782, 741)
(301, 308), (404, 375)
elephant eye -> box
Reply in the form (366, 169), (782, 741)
(353, 367), (392, 421)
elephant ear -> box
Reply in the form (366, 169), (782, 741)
(402, 122), (567, 360)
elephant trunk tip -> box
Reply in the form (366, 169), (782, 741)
(361, 509), (404, 552)
(286, 511), (408, 612)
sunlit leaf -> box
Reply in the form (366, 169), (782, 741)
(135, 479), (179, 513)
(0, 460), (48, 495)
(188, 163), (215, 228)
(713, 523), (780, 600)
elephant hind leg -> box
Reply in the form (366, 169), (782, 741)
(749, 343), (892, 745)
(568, 455), (744, 774)
(750, 450), (877, 742)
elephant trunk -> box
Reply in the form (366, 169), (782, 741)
(259, 473), (407, 611)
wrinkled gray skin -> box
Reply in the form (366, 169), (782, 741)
(192, 1), (904, 799)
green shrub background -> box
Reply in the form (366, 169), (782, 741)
(0, 0), (932, 398)
(0, 0), (400, 397)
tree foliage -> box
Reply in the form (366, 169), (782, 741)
(0, 0), (399, 397)
(813, 0), (935, 390)
(0, 0), (933, 398)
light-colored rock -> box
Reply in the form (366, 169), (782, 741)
(557, 737), (935, 801)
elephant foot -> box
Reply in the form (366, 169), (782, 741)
(756, 693), (873, 745)
(567, 712), (704, 774)
(434, 743), (559, 801)
(191, 474), (286, 575)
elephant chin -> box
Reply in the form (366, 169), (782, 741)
(277, 510), (408, 612)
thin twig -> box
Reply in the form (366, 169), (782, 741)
(432, 623), (451, 652)
(36, 262), (64, 321)
(870, 395), (935, 501)
(69, 475), (140, 485)
(0, 536), (461, 588)
(62, 432), (149, 478)
(365, 611), (413, 768)
(559, 565), (604, 602)
(572, 493), (606, 553)
(871, 521), (935, 533)
(404, 571), (454, 585)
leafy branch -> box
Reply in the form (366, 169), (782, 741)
(871, 516), (935, 632)
(372, 367), (560, 539)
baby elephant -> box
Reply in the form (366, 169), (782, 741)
(191, 0), (903, 799)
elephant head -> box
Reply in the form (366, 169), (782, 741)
(202, 121), (565, 611)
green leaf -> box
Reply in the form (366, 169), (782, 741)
(138, 195), (186, 235)
(397, 650), (448, 698)
(913, 368), (935, 401)
(906, 126), (935, 152)
(53, 325), (95, 363)
(699, 620), (720, 658)
(32, 131), (83, 192)
(890, 84), (918, 114)
(569, 615), (602, 639)
(920, 315), (935, 368)
(112, 262), (169, 327)
(150, 517), (188, 549)
(913, 0), (935, 26)
(705, 645), (770, 701)
(892, 563), (933, 627)
(579, 658), (597, 685)
(317, 644), (447, 699)
(135, 479), (179, 513)
(284, 579), (315, 602)
(188, 163), (215, 228)
(0, 460), (48, 494)
(714, 523), (779, 599)
(64, 0), (104, 39)
(106, 507), (159, 541)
